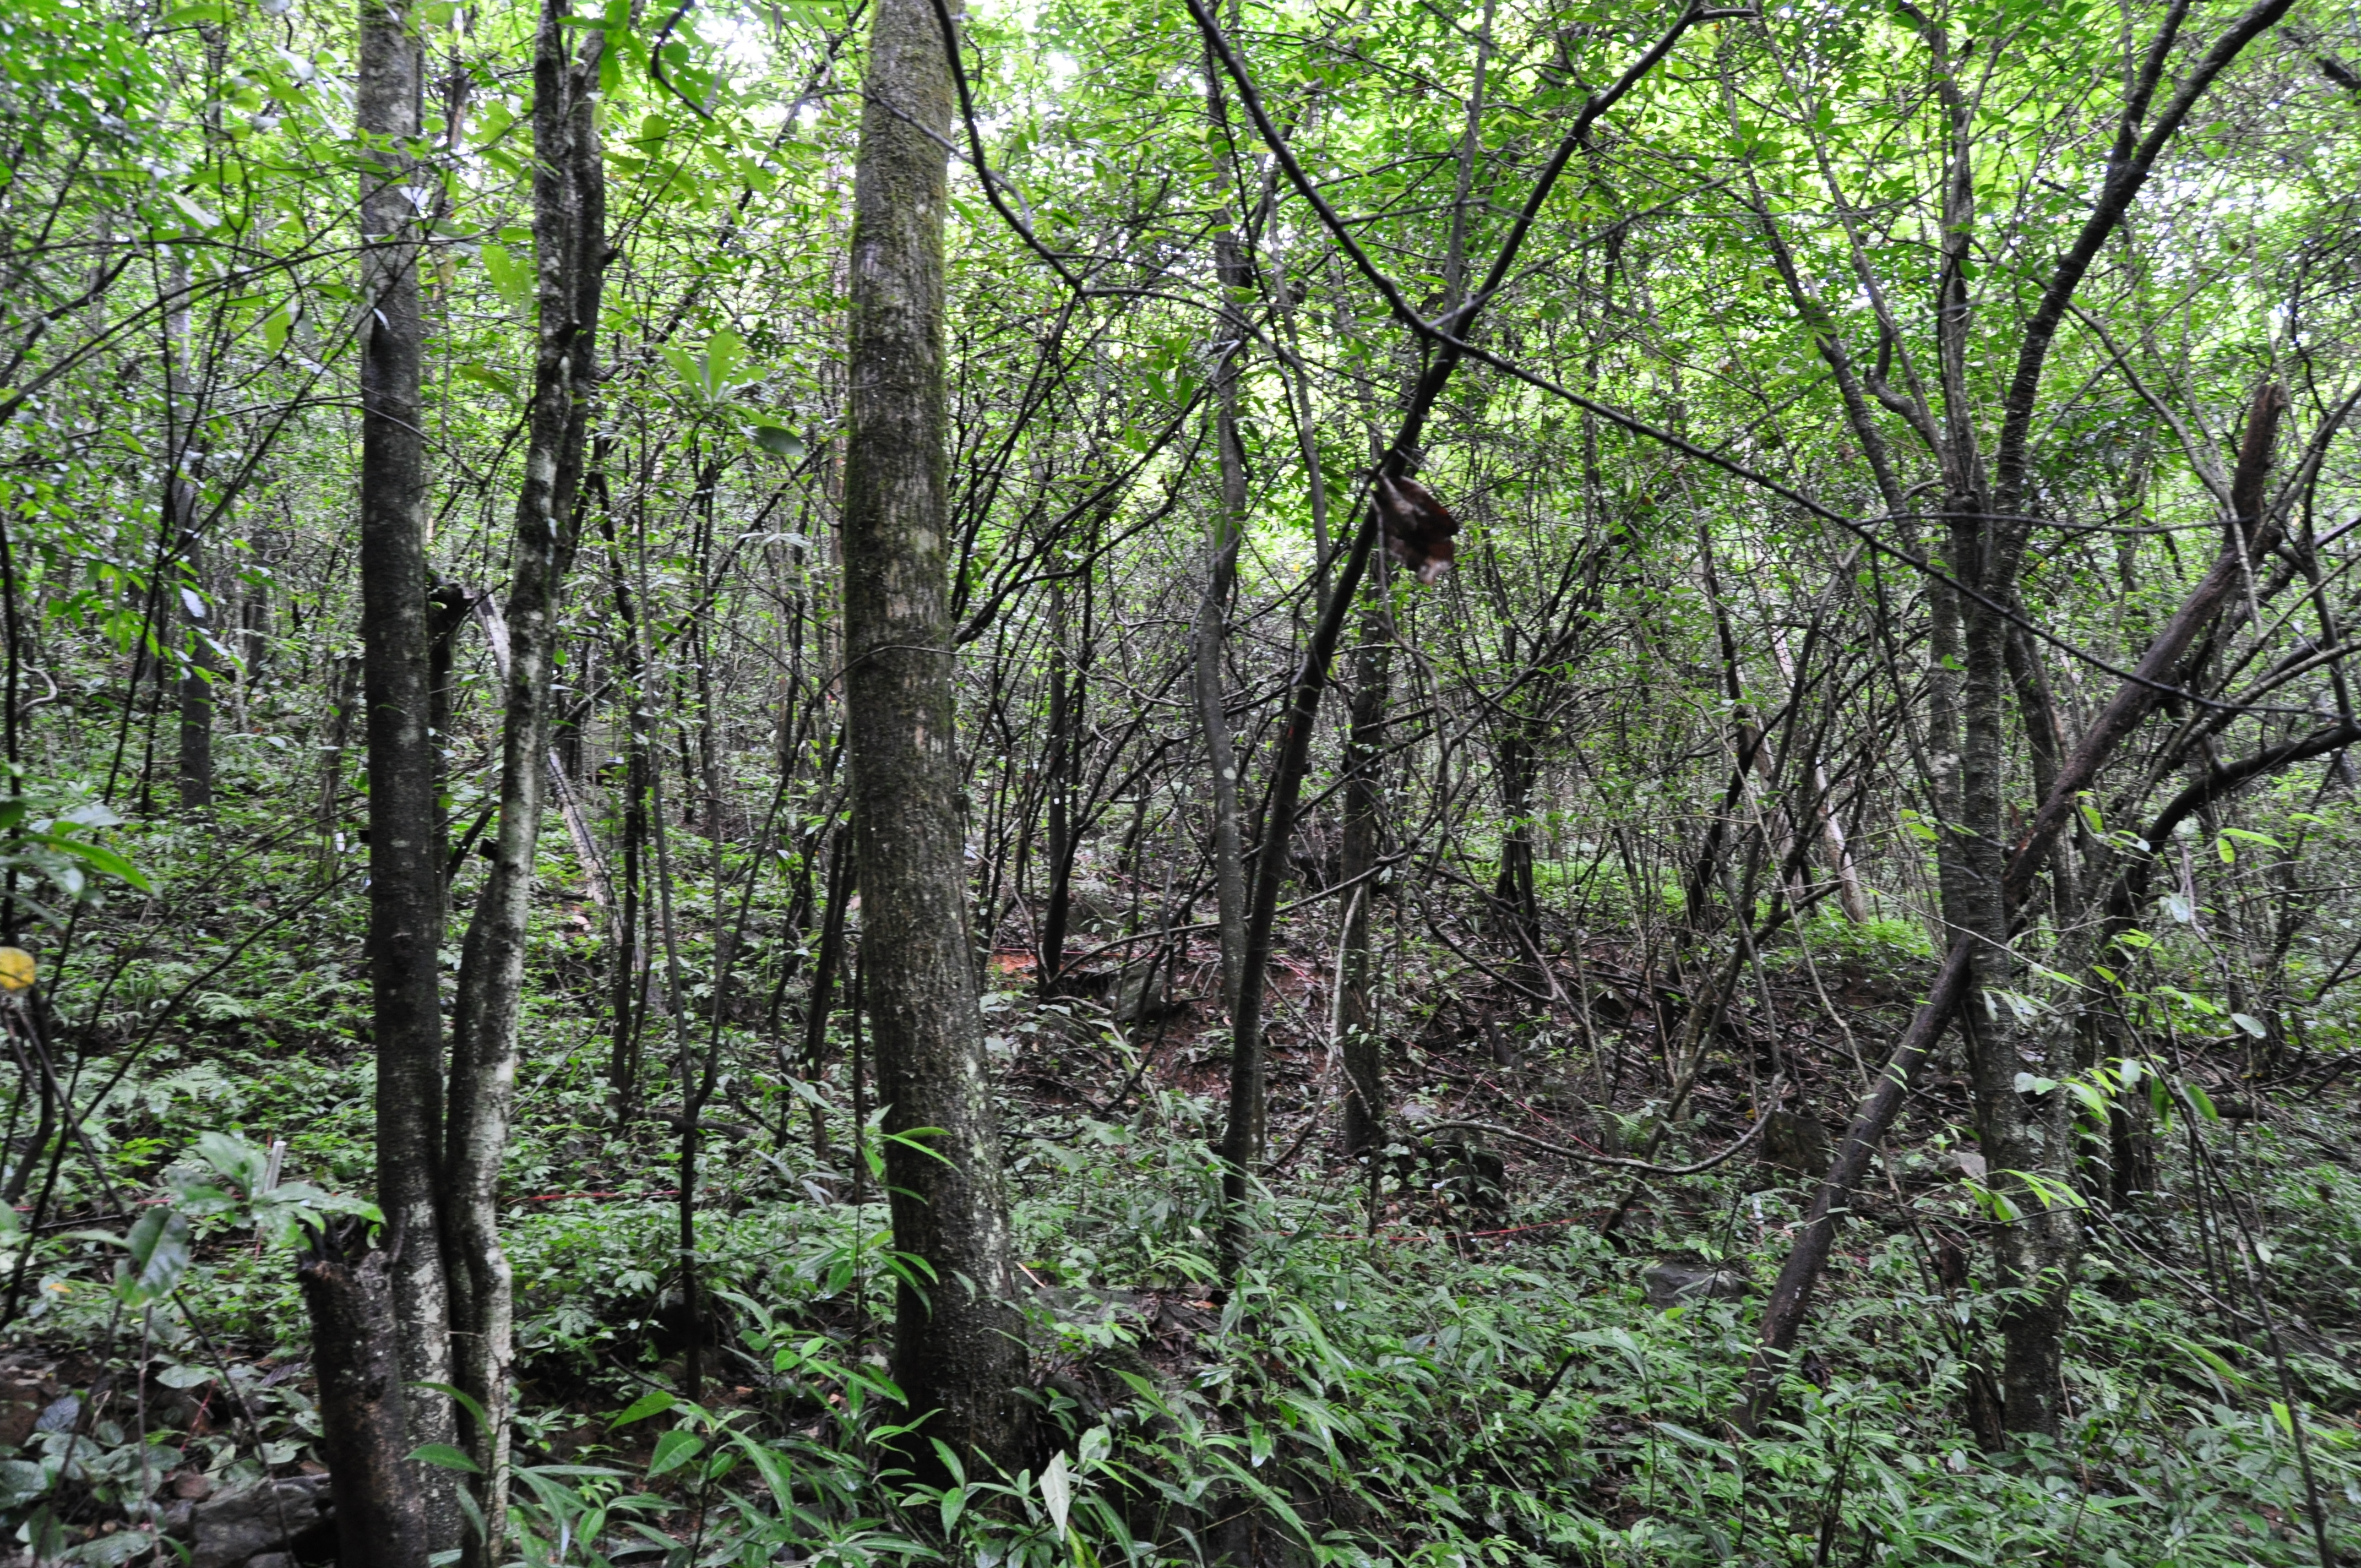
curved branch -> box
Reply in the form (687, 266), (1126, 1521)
(2104, 720), (2361, 924)
(1992, 0), (2295, 518)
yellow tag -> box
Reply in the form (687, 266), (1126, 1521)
(0, 948), (36, 992)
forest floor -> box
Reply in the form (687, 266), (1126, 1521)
(7, 869), (2361, 1568)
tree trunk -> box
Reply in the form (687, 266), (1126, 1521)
(1193, 51), (1252, 1025)
(173, 509), (215, 812)
(1336, 576), (1391, 1157)
(162, 253), (213, 814)
(801, 821), (853, 1157)
(427, 581), (472, 892)
(841, 0), (1025, 1477)
(1037, 575), (1075, 989)
(1192, 429), (1250, 1023)
(298, 1223), (429, 1568)
(443, 6), (606, 1556)
(1951, 579), (2079, 1439)
(354, 0), (457, 1543)
(601, 513), (651, 1115)
(609, 723), (649, 1112)
(1491, 719), (1540, 966)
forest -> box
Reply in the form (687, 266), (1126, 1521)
(1, 0), (2359, 1560)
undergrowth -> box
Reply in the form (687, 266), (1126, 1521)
(7, 820), (2360, 1566)
(13, 1051), (2360, 1567)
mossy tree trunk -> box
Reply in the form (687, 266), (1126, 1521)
(841, 0), (1026, 1477)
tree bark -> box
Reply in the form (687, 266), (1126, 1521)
(298, 1223), (428, 1568)
(601, 513), (651, 1115)
(427, 581), (472, 893)
(1037, 574), (1075, 988)
(172, 502), (215, 812)
(841, 0), (1025, 1477)
(1193, 48), (1252, 1026)
(355, 0), (456, 1542)
(163, 254), (213, 814)
(1336, 574), (1391, 1157)
(1192, 382), (1250, 1025)
(443, 6), (606, 1556)
(801, 821), (853, 1157)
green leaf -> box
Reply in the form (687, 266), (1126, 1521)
(648, 1429), (704, 1476)
(705, 328), (746, 390)
(1652, 1421), (1736, 1462)
(879, 1125), (955, 1167)
(33, 832), (152, 893)
(750, 424), (804, 458)
(0, 1457), (44, 1510)
(459, 362), (520, 400)
(117, 1208), (189, 1304)
(412, 1442), (483, 1474)
(196, 1131), (266, 1190)
(2231, 1012), (2267, 1038)
(1077, 1424), (1110, 1467)
(1041, 1449), (1073, 1538)
(482, 243), (533, 312)
(611, 1390), (677, 1427)
(417, 1381), (492, 1430)
(662, 329), (749, 404)
(168, 191), (220, 231)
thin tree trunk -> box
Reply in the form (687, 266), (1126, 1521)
(1769, 625), (1867, 923)
(841, 0), (1025, 1476)
(170, 481), (214, 810)
(1192, 455), (1250, 1025)
(1336, 574), (1391, 1157)
(427, 581), (471, 891)
(802, 821), (853, 1157)
(172, 522), (215, 810)
(1335, 0), (1489, 1159)
(1037, 576), (1074, 989)
(443, 6), (606, 1555)
(1193, 44), (1252, 1025)
(1492, 720), (1541, 963)
(602, 511), (651, 1115)
(353, 0), (456, 1546)
(162, 246), (214, 814)
(608, 728), (649, 1110)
